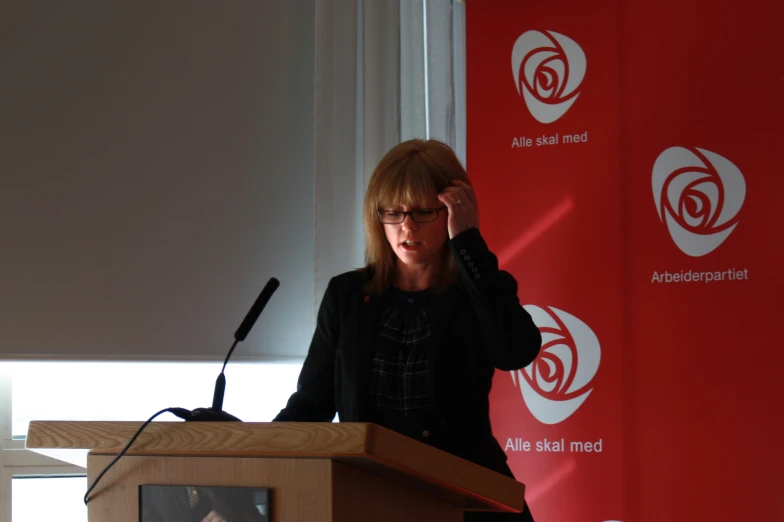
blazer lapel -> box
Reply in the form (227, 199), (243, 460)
(426, 285), (460, 400)
(171, 486), (195, 521)
(356, 291), (383, 418)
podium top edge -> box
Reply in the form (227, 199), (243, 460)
(26, 420), (526, 512)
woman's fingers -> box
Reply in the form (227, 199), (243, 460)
(450, 180), (477, 207)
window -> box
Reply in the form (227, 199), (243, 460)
(12, 476), (86, 522)
(0, 360), (302, 521)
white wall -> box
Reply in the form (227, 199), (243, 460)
(0, 2), (316, 360)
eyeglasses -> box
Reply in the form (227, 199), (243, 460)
(377, 207), (447, 224)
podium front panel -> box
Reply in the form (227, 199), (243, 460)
(87, 455), (464, 522)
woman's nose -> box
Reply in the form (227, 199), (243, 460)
(401, 214), (418, 231)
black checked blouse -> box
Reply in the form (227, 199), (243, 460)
(369, 286), (434, 418)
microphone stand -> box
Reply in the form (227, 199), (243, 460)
(187, 340), (242, 422)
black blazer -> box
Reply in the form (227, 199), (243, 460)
(274, 228), (541, 474)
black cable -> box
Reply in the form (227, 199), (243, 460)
(83, 407), (190, 504)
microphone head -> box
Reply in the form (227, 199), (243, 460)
(234, 277), (280, 342)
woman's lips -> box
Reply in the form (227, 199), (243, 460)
(400, 241), (422, 251)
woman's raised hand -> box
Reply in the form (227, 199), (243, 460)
(437, 179), (479, 239)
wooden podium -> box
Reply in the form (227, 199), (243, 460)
(26, 421), (526, 522)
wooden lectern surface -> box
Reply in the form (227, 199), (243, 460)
(27, 421), (526, 513)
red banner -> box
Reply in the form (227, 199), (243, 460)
(466, 0), (784, 521)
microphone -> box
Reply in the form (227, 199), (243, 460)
(177, 277), (280, 422)
(83, 278), (281, 505)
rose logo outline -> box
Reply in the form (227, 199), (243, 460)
(512, 305), (600, 425)
(652, 146), (746, 257)
(511, 30), (587, 124)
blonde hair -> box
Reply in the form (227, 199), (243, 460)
(362, 139), (470, 295)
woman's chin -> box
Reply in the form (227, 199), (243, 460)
(396, 251), (436, 266)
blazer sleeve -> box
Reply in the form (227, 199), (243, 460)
(273, 277), (341, 422)
(449, 227), (542, 371)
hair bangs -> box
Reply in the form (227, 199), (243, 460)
(376, 159), (438, 210)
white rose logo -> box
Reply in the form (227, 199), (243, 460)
(652, 147), (746, 257)
(511, 30), (586, 123)
(512, 306), (600, 425)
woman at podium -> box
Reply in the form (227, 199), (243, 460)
(275, 139), (541, 522)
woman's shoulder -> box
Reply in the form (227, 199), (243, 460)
(327, 267), (373, 294)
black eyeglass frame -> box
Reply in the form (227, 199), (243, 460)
(376, 206), (448, 224)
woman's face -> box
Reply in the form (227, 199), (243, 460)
(380, 195), (449, 268)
